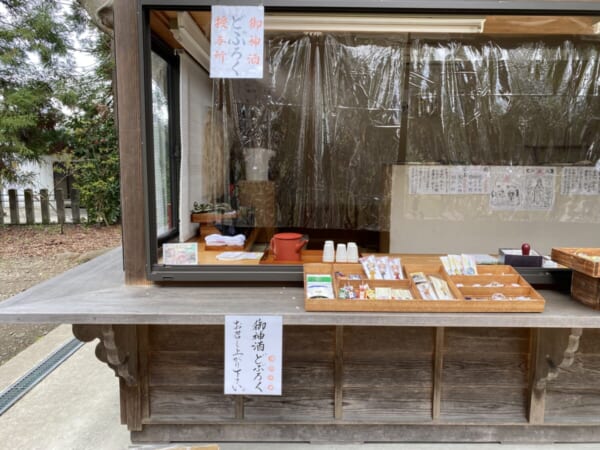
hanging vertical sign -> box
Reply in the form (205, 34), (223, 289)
(224, 315), (282, 395)
(210, 5), (264, 79)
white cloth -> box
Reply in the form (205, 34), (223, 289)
(204, 233), (246, 247)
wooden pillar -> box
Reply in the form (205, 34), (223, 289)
(24, 189), (35, 224)
(40, 189), (50, 225)
(8, 189), (19, 224)
(114, 0), (148, 284)
(432, 326), (445, 420)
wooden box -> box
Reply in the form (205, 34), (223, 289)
(551, 247), (600, 277)
(304, 263), (545, 313)
(571, 271), (600, 310)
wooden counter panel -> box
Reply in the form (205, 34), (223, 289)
(441, 328), (529, 422)
(244, 326), (335, 421)
(148, 325), (224, 351)
(149, 351), (224, 386)
(342, 327), (433, 421)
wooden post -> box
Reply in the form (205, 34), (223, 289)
(334, 325), (344, 420)
(0, 192), (4, 225)
(71, 188), (81, 224)
(55, 188), (65, 225)
(40, 189), (50, 225)
(114, 0), (148, 284)
(432, 327), (445, 421)
(24, 189), (35, 224)
(8, 189), (19, 224)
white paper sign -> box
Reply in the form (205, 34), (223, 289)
(225, 315), (282, 395)
(210, 5), (264, 79)
(408, 165), (491, 195)
(560, 167), (600, 195)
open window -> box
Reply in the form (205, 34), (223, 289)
(141, 3), (600, 282)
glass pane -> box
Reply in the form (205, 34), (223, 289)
(151, 52), (172, 237)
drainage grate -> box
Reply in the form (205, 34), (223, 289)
(0, 338), (84, 416)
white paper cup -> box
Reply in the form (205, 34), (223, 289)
(346, 242), (359, 263)
(336, 243), (347, 263)
(323, 241), (335, 262)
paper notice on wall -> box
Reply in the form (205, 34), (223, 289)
(560, 167), (600, 195)
(210, 5), (264, 79)
(224, 315), (282, 396)
(489, 166), (555, 211)
(409, 166), (490, 195)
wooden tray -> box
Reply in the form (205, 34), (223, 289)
(551, 247), (600, 278)
(304, 263), (545, 313)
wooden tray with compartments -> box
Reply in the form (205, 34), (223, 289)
(551, 247), (600, 278)
(304, 263), (545, 313)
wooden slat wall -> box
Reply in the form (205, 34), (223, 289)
(242, 326), (335, 420)
(545, 329), (600, 423)
(441, 328), (530, 422)
(342, 327), (434, 421)
(148, 325), (235, 420)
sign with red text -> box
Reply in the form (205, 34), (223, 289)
(210, 5), (264, 79)
(224, 315), (282, 395)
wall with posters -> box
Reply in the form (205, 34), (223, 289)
(390, 164), (600, 254)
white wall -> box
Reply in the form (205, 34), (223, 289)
(179, 53), (212, 242)
(390, 165), (600, 255)
(1, 156), (57, 203)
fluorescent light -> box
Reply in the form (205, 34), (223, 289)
(265, 14), (486, 34)
(171, 12), (211, 70)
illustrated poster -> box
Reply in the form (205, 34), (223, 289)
(210, 5), (264, 79)
(224, 315), (282, 396)
(162, 243), (198, 265)
(489, 166), (555, 211)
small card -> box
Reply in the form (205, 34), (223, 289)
(163, 243), (198, 265)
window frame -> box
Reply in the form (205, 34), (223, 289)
(139, 0), (600, 283)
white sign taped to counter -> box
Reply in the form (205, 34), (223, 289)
(560, 166), (600, 195)
(225, 315), (282, 395)
(210, 5), (264, 79)
(489, 166), (556, 211)
(408, 165), (491, 195)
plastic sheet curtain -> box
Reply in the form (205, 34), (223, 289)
(408, 35), (600, 165)
(212, 33), (600, 232)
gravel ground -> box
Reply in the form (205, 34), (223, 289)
(0, 224), (122, 366)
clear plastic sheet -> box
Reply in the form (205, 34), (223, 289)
(211, 32), (600, 235)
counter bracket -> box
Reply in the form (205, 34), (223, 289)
(72, 324), (138, 387)
(529, 327), (583, 424)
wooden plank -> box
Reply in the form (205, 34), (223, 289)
(40, 189), (50, 224)
(24, 189), (34, 224)
(432, 327), (444, 421)
(8, 189), (19, 224)
(484, 16), (598, 34)
(528, 328), (545, 424)
(55, 188), (65, 224)
(131, 423), (600, 444)
(441, 386), (529, 422)
(113, 0), (148, 284)
(70, 188), (81, 224)
(444, 327), (530, 354)
(149, 386), (236, 420)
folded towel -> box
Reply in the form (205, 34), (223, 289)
(205, 233), (246, 247)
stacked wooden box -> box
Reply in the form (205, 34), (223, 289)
(551, 247), (600, 309)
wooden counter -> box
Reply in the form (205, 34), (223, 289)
(2, 248), (600, 444)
